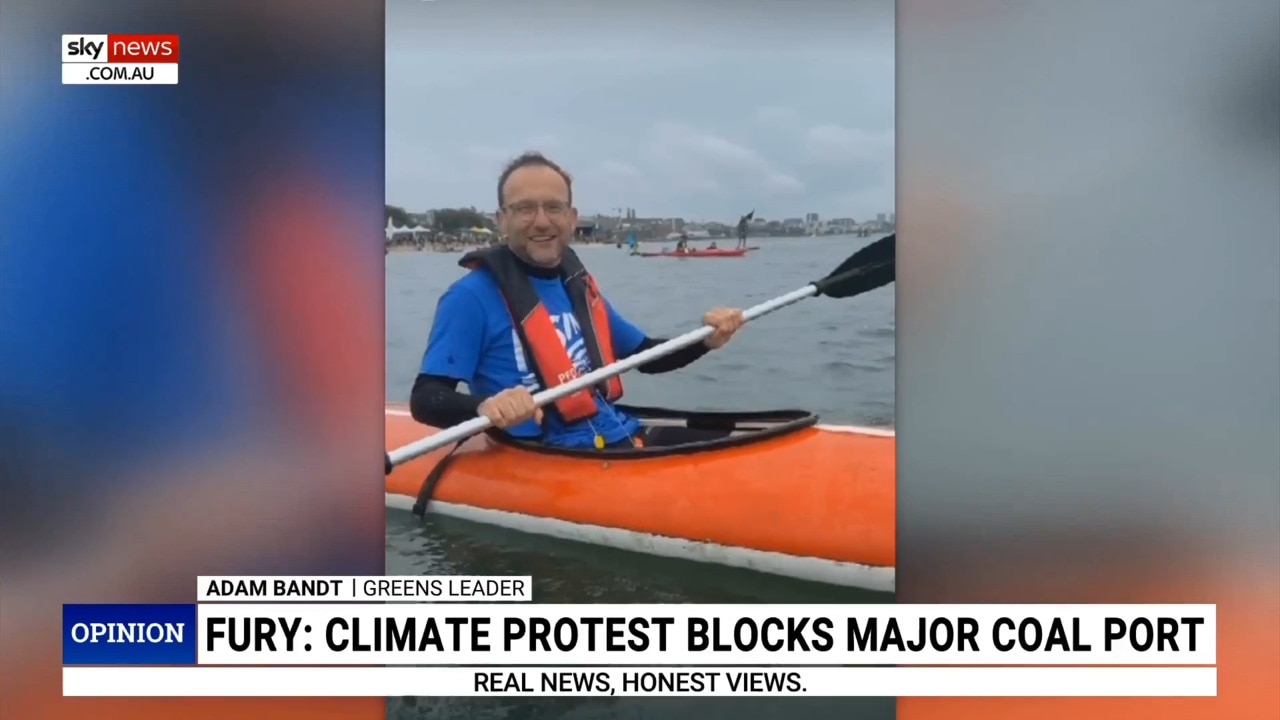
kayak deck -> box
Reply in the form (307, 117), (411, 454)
(385, 404), (895, 591)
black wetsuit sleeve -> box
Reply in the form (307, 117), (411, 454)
(409, 373), (484, 428)
(628, 336), (712, 374)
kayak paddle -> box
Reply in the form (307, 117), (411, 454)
(385, 233), (895, 474)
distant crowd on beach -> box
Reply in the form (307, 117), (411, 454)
(386, 228), (620, 254)
(386, 229), (499, 253)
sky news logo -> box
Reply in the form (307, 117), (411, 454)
(61, 34), (179, 85)
(63, 604), (197, 665)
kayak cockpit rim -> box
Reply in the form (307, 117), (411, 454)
(486, 405), (820, 459)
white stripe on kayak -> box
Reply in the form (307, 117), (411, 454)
(385, 493), (895, 594)
(815, 423), (895, 437)
(384, 407), (894, 437)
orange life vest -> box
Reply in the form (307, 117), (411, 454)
(459, 245), (623, 424)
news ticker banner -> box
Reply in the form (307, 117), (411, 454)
(60, 576), (1217, 697)
(62, 34), (179, 85)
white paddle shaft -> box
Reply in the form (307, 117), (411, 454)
(386, 283), (820, 468)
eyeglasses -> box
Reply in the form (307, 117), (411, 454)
(503, 200), (571, 219)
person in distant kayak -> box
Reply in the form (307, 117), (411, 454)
(410, 152), (745, 450)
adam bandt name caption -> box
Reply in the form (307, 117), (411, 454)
(199, 576), (531, 602)
(188, 603), (1215, 665)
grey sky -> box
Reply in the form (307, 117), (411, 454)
(387, 0), (894, 223)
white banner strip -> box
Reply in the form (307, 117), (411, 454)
(62, 666), (1217, 697)
(196, 576), (532, 602)
(61, 63), (178, 85)
(195, 603), (1216, 666)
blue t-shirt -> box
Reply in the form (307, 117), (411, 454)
(420, 269), (648, 448)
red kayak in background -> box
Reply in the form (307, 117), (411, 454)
(638, 247), (751, 258)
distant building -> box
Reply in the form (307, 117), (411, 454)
(805, 212), (820, 224)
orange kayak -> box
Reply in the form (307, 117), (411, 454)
(385, 403), (895, 591)
(638, 248), (750, 257)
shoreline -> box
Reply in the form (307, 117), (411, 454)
(385, 233), (890, 256)
(386, 242), (622, 255)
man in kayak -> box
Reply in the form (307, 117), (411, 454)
(411, 151), (745, 450)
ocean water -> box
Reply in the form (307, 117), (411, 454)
(384, 235), (896, 720)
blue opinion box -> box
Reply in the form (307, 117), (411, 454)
(63, 603), (197, 665)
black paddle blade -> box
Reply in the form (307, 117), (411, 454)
(813, 234), (895, 298)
